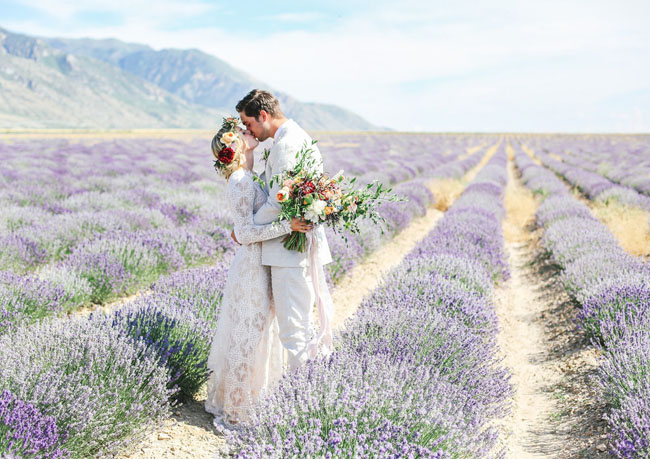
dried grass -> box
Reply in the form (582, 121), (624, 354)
(521, 144), (543, 165)
(429, 178), (466, 211)
(590, 203), (650, 259)
(504, 143), (539, 243)
(428, 138), (502, 212)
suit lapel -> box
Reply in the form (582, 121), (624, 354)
(265, 151), (273, 193)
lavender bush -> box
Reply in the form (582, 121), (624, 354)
(0, 316), (173, 457)
(111, 295), (214, 401)
(514, 140), (650, 457)
(0, 389), (69, 459)
(228, 144), (512, 457)
(0, 271), (68, 335)
(0, 234), (47, 273)
(151, 263), (230, 323)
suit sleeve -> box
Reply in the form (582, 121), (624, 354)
(253, 142), (299, 225)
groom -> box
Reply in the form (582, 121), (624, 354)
(235, 89), (332, 370)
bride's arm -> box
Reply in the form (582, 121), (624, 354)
(230, 175), (291, 245)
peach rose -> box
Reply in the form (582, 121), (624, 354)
(221, 131), (236, 146)
(276, 187), (290, 202)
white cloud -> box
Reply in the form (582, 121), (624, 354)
(262, 12), (326, 23)
(9, 0), (216, 22)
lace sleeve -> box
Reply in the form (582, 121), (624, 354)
(230, 174), (291, 245)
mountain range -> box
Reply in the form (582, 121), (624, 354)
(0, 27), (378, 131)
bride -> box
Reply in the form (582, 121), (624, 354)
(204, 117), (312, 426)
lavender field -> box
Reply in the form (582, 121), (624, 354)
(0, 132), (649, 458)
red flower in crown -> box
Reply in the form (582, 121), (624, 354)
(218, 146), (235, 164)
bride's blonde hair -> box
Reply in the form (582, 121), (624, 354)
(211, 125), (246, 180)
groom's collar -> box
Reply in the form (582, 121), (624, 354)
(272, 119), (294, 145)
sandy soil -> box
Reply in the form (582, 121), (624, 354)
(496, 239), (568, 457)
(72, 290), (152, 318)
(496, 150), (564, 457)
(495, 146), (607, 458)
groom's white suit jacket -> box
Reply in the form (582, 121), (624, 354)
(252, 119), (332, 268)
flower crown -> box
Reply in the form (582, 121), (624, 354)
(213, 117), (242, 173)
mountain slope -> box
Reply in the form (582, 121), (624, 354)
(0, 28), (226, 129)
(45, 36), (379, 131)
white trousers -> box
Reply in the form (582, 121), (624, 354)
(271, 265), (315, 370)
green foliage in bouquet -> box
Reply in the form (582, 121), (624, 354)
(270, 141), (402, 252)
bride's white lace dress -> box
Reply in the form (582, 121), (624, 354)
(205, 168), (290, 423)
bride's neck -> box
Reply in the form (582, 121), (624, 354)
(240, 149), (254, 171)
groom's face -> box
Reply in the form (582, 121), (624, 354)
(240, 112), (270, 142)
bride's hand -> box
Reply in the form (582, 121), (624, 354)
(290, 217), (313, 233)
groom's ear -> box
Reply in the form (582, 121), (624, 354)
(259, 110), (269, 122)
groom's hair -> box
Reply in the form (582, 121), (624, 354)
(236, 89), (284, 120)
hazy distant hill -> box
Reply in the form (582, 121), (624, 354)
(0, 27), (379, 130)
(0, 28), (227, 128)
(46, 37), (379, 131)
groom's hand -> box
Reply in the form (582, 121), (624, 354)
(231, 229), (241, 245)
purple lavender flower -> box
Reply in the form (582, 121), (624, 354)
(227, 146), (512, 457)
(111, 294), (214, 401)
(0, 389), (69, 458)
(0, 271), (69, 335)
(0, 316), (173, 457)
(513, 139), (650, 456)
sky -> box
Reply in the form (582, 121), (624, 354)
(2, 0), (650, 132)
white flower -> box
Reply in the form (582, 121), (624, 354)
(304, 199), (327, 222)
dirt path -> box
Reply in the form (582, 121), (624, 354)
(331, 206), (443, 330)
(496, 241), (566, 457)
(333, 139), (500, 330)
(496, 147), (564, 457)
(521, 143), (650, 260)
(496, 143), (606, 458)
(117, 203), (449, 459)
(115, 143), (500, 459)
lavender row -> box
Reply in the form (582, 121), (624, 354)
(100, 142), (488, 405)
(531, 135), (650, 198)
(227, 143), (512, 457)
(324, 145), (488, 285)
(0, 136), (486, 334)
(0, 135), (481, 272)
(0, 135), (488, 456)
(525, 141), (650, 211)
(0, 260), (230, 457)
(0, 313), (174, 457)
(316, 133), (487, 186)
(514, 143), (650, 457)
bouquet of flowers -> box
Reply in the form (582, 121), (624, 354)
(271, 141), (401, 252)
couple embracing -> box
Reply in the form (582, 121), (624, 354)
(204, 90), (334, 427)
